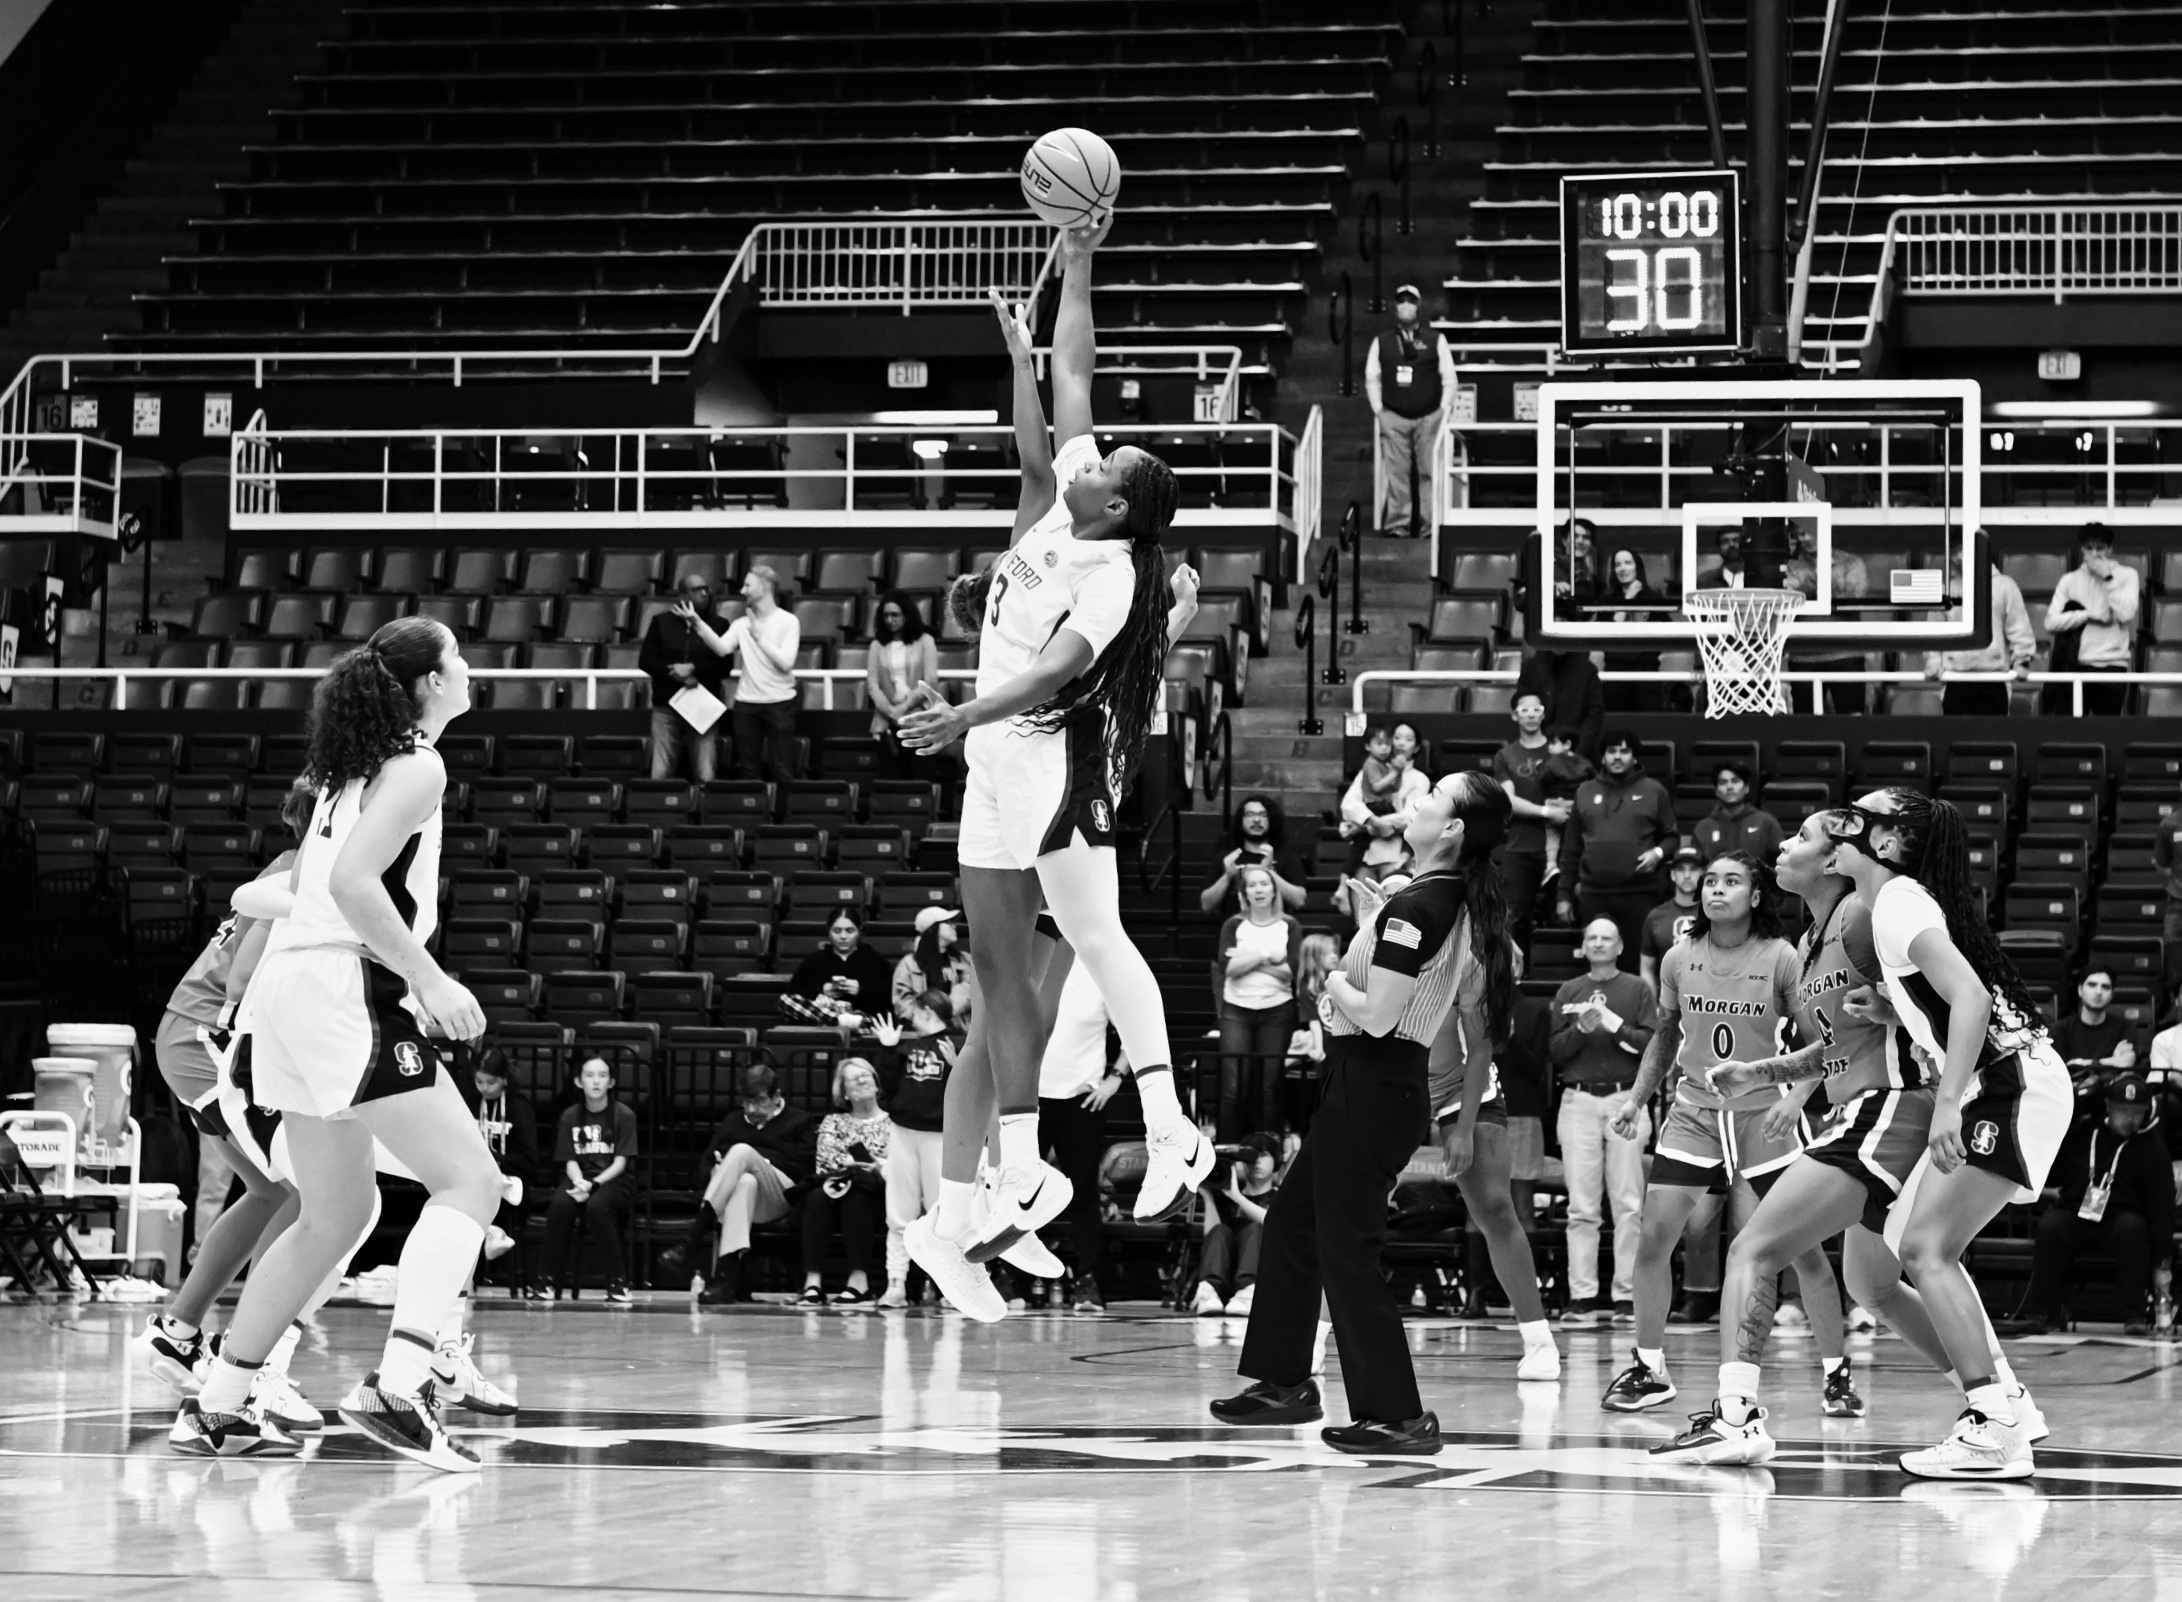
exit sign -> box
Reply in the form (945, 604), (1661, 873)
(887, 360), (929, 389)
(2038, 350), (2081, 381)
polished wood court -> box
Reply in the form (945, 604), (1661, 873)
(4, 1298), (2180, 1600)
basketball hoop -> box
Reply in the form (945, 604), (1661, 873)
(1682, 588), (1807, 718)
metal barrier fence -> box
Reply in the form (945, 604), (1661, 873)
(0, 432), (124, 537)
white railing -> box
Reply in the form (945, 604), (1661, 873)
(0, 666), (977, 714)
(1803, 204), (2182, 373)
(0, 432), (125, 537)
(1348, 668), (2182, 722)
(0, 214), (1066, 431)
(1292, 404), (1324, 575)
(1432, 415), (2182, 535)
(227, 418), (1310, 534)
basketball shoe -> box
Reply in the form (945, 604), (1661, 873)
(169, 1394), (301, 1458)
(961, 1161), (1072, 1265)
(1601, 1350), (1677, 1411)
(432, 1331), (518, 1415)
(1134, 1124), (1215, 1220)
(137, 1314), (206, 1397)
(337, 1371), (481, 1474)
(905, 1214), (1007, 1322)
(1650, 1402), (1776, 1466)
(1899, 1409), (2033, 1481)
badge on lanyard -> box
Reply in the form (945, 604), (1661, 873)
(1395, 363), (1416, 388)
(2079, 1135), (2120, 1221)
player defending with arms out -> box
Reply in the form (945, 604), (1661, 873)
(170, 618), (496, 1469)
(896, 216), (1208, 1319)
(1600, 853), (1854, 1437)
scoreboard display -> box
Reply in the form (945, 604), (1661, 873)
(1560, 170), (1742, 356)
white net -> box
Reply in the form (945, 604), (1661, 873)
(1682, 588), (1807, 718)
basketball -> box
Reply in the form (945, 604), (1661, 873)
(1020, 128), (1120, 228)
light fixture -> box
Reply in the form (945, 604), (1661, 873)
(1988, 400), (2161, 420)
(910, 439), (950, 461)
(870, 409), (998, 425)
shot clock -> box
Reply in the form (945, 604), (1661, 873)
(1560, 170), (1742, 356)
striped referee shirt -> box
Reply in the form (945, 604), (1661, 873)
(1327, 871), (1478, 1046)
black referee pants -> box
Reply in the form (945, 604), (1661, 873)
(1238, 1035), (1431, 1423)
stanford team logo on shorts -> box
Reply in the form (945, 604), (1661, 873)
(1091, 798), (1111, 832)
(394, 1041), (426, 1077)
(1969, 1120), (1999, 1156)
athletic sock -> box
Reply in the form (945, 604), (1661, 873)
(378, 1327), (438, 1398)
(384, 1204), (487, 1388)
(1717, 1361), (1762, 1424)
(1518, 1319), (1554, 1350)
(997, 1112), (1041, 1175)
(935, 1178), (978, 1241)
(1133, 1063), (1189, 1136)
(158, 1313), (201, 1340)
(264, 1322), (302, 1379)
(1989, 1352), (2019, 1392)
(1964, 1379), (2016, 1427)
(440, 1293), (471, 1346)
(1637, 1346), (1668, 1378)
(197, 1352), (260, 1415)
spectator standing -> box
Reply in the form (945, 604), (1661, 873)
(1555, 518), (1605, 606)
(797, 1058), (893, 1305)
(1549, 919), (1657, 1325)
(2053, 968), (2139, 1120)
(1695, 525), (1773, 590)
(1282, 931), (1341, 1123)
(1491, 691), (1562, 955)
(1689, 760), (1782, 864)
(639, 571), (735, 781)
(1364, 283), (1456, 539)
(468, 1049), (539, 1275)
(780, 907), (894, 1026)
(873, 994), (959, 1307)
(1600, 548), (1670, 712)
(1192, 1133), (1283, 1314)
(681, 564), (803, 787)
(866, 590), (940, 779)
(1781, 524), (1873, 714)
(1214, 865), (1305, 1139)
(1638, 846), (1706, 996)
(1200, 793), (1309, 915)
(1514, 648), (1605, 761)
(2044, 526), (2141, 716)
(1555, 730), (1677, 970)
(1336, 724), (1431, 886)
(693, 1064), (819, 1305)
(536, 1057), (639, 1304)
(1923, 550), (2036, 716)
(891, 906), (973, 1023)
(1037, 962), (1125, 1311)
(2029, 1073), (2174, 1334)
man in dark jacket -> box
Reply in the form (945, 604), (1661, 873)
(1555, 731), (1678, 972)
(690, 1063), (819, 1304)
(2030, 1073), (2174, 1335)
(638, 571), (734, 781)
(1689, 760), (1783, 864)
(1514, 648), (1605, 761)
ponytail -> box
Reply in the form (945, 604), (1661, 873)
(303, 617), (447, 791)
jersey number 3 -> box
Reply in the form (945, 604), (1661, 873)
(987, 571), (1011, 626)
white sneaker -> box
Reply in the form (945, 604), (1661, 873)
(877, 1280), (909, 1310)
(137, 1315), (206, 1397)
(961, 1162), (1073, 1266)
(1900, 1409), (2034, 1481)
(1848, 1305), (1879, 1333)
(256, 1368), (325, 1435)
(169, 1396), (300, 1458)
(337, 1371), (482, 1474)
(1649, 1402), (1776, 1466)
(432, 1331), (518, 1416)
(482, 1225), (515, 1261)
(904, 1214), (1007, 1323)
(970, 1182), (1070, 1279)
(1516, 1342), (1562, 1382)
(1191, 1281), (1225, 1316)
(1773, 1303), (1808, 1328)
(2010, 1385), (2049, 1445)
(1224, 1284), (1256, 1317)
(1134, 1125), (1216, 1221)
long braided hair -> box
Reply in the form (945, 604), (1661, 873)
(303, 617), (448, 792)
(947, 450), (1180, 795)
(1864, 788), (2043, 1029)
(1687, 850), (1787, 946)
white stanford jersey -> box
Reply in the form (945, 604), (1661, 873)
(976, 434), (1138, 717)
(268, 755), (443, 958)
(1869, 876), (2046, 1072)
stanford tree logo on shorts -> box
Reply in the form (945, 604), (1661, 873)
(394, 1041), (426, 1077)
(1091, 798), (1111, 832)
(1969, 1120), (1999, 1156)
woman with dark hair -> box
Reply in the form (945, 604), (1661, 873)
(1601, 548), (1671, 713)
(890, 905), (973, 1023)
(1211, 771), (1516, 1455)
(172, 617), (495, 1472)
(867, 589), (939, 779)
(1600, 852), (1849, 1449)
(1816, 790), (2072, 1480)
(893, 214), (1215, 1319)
(1555, 517), (1605, 605)
(1199, 793), (1307, 915)
(781, 907), (893, 1026)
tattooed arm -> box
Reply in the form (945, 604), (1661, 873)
(1706, 1041), (1829, 1097)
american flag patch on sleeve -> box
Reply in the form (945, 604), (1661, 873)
(1382, 918), (1422, 949)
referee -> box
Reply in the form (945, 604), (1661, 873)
(1211, 772), (1516, 1454)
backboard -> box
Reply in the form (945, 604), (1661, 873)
(1520, 378), (1990, 653)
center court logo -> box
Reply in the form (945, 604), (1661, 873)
(393, 1041), (425, 1077)
(1970, 1120), (2000, 1156)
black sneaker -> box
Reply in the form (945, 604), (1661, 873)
(1601, 1349), (1678, 1412)
(1610, 1300), (1636, 1325)
(1672, 1290), (1722, 1324)
(1069, 1274), (1106, 1313)
(1822, 1362), (1865, 1418)
(1558, 1297), (1604, 1327)
(168, 1396), (300, 1458)
(336, 1371), (481, 1474)
(605, 1280), (633, 1305)
(1458, 1285), (1490, 1320)
(697, 1257), (745, 1306)
(1210, 1379), (1323, 1425)
(1321, 1412), (1443, 1456)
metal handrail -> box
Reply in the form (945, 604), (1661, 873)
(1292, 404), (1325, 579)
(1348, 666), (2182, 720)
(1202, 709), (1234, 828)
